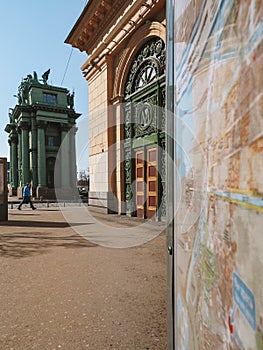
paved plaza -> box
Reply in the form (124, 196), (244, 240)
(0, 206), (167, 349)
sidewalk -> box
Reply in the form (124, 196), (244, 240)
(0, 207), (167, 349)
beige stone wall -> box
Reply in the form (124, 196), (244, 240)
(85, 1), (166, 210)
(88, 63), (108, 194)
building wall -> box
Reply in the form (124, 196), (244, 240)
(87, 63), (109, 206)
(82, 1), (166, 212)
(112, 19), (166, 215)
(5, 76), (79, 199)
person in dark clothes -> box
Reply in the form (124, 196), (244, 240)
(17, 183), (36, 210)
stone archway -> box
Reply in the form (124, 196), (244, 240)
(123, 36), (166, 220)
(113, 21), (166, 100)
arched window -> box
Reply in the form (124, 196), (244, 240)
(125, 37), (165, 98)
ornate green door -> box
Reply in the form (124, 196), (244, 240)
(124, 37), (166, 220)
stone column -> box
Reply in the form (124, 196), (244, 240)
(61, 125), (70, 188)
(106, 54), (117, 213)
(10, 132), (18, 194)
(20, 122), (30, 184)
(31, 116), (38, 192)
(37, 122), (47, 189)
(8, 139), (12, 186)
(113, 99), (125, 214)
(69, 126), (77, 187)
(17, 128), (22, 188)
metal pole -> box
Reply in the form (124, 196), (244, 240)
(166, 0), (175, 348)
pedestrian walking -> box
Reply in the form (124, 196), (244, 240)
(17, 183), (36, 210)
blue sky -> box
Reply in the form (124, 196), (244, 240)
(0, 1), (89, 171)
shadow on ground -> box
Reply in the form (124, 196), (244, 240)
(0, 226), (97, 259)
(0, 220), (93, 228)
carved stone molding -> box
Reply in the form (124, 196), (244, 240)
(10, 133), (18, 144)
(19, 121), (30, 130)
(113, 21), (166, 98)
(60, 124), (70, 133)
(36, 121), (47, 129)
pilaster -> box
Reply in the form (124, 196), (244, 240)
(20, 121), (30, 184)
(61, 125), (70, 188)
(37, 122), (47, 189)
(9, 131), (18, 194)
(31, 115), (38, 192)
(69, 126), (78, 187)
(17, 128), (22, 188)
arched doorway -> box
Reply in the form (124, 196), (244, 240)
(124, 37), (166, 220)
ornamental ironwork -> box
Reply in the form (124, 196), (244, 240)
(123, 37), (166, 219)
(125, 38), (165, 97)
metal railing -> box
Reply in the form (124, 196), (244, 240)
(8, 199), (88, 210)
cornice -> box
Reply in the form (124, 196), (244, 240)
(65, 0), (160, 58)
(65, 0), (122, 53)
(11, 103), (80, 120)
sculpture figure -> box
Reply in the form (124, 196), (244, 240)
(41, 69), (50, 84)
(67, 91), (75, 108)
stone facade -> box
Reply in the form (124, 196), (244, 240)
(66, 0), (166, 217)
(5, 71), (80, 199)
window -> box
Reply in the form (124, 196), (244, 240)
(46, 136), (59, 147)
(47, 136), (54, 146)
(43, 93), (57, 104)
(125, 38), (165, 97)
(46, 157), (56, 188)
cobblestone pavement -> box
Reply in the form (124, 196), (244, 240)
(0, 207), (167, 350)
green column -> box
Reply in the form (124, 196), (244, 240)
(37, 123), (47, 188)
(10, 133), (18, 190)
(20, 122), (30, 184)
(31, 116), (38, 189)
(70, 126), (77, 187)
(61, 126), (70, 188)
(8, 139), (12, 188)
(17, 129), (22, 187)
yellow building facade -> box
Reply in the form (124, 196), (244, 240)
(66, 0), (166, 219)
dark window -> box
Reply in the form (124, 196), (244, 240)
(46, 136), (60, 147)
(46, 157), (56, 188)
(47, 136), (54, 146)
(43, 93), (57, 104)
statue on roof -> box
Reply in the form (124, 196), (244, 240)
(33, 71), (39, 82)
(41, 69), (50, 84)
(17, 75), (32, 104)
(67, 91), (75, 109)
(15, 71), (40, 104)
(14, 69), (51, 105)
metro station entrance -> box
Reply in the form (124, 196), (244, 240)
(135, 148), (158, 219)
(124, 37), (166, 220)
